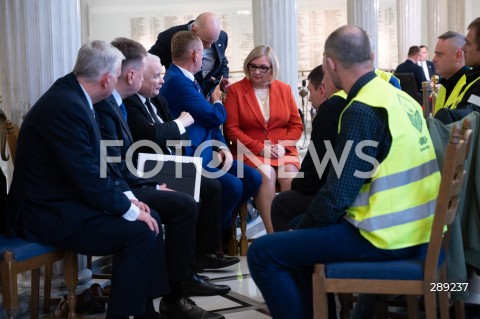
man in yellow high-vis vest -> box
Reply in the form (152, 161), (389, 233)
(247, 25), (441, 319)
(436, 17), (480, 124)
(432, 31), (469, 115)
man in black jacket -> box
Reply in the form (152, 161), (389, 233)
(395, 45), (427, 92)
(271, 65), (347, 231)
(149, 12), (231, 95)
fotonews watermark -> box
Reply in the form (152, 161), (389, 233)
(99, 139), (380, 180)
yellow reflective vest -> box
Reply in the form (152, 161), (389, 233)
(453, 75), (480, 108)
(341, 76), (441, 249)
(434, 74), (466, 114)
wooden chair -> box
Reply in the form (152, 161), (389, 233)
(312, 118), (472, 319)
(0, 113), (78, 318)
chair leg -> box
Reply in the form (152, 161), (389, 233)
(30, 268), (40, 319)
(1, 251), (19, 319)
(43, 262), (53, 313)
(374, 295), (387, 319)
(312, 265), (329, 319)
(423, 292), (437, 319)
(454, 300), (465, 319)
(438, 291), (449, 319)
(239, 203), (249, 256)
(406, 295), (419, 319)
(63, 252), (78, 319)
(228, 211), (239, 256)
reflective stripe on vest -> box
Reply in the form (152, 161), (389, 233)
(352, 158), (438, 207)
(345, 199), (436, 232)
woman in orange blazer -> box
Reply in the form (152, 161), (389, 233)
(224, 45), (303, 233)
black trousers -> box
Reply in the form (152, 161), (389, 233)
(53, 210), (167, 316)
(133, 186), (198, 281)
(271, 190), (316, 231)
(196, 176), (222, 255)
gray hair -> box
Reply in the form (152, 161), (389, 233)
(243, 45), (280, 81)
(73, 40), (124, 81)
(438, 31), (466, 49)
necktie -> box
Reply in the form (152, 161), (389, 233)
(119, 102), (127, 121)
(145, 99), (161, 125)
(145, 99), (175, 154)
(193, 79), (202, 94)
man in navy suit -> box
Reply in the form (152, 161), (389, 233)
(395, 45), (427, 91)
(124, 53), (240, 272)
(6, 41), (167, 319)
(161, 31), (262, 237)
(149, 12), (231, 95)
(94, 38), (227, 319)
(418, 45), (436, 80)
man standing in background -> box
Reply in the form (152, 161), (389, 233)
(149, 12), (231, 95)
(418, 44), (436, 80)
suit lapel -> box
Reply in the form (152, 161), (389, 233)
(108, 96), (133, 145)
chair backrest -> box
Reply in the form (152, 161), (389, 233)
(424, 118), (472, 280)
(394, 72), (423, 105)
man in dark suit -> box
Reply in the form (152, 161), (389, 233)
(94, 38), (227, 319)
(418, 45), (436, 80)
(5, 41), (166, 319)
(271, 65), (347, 231)
(160, 31), (262, 236)
(149, 12), (231, 95)
(395, 45), (427, 91)
(124, 53), (240, 271)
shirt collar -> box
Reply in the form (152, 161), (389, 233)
(111, 89), (122, 107)
(175, 64), (195, 81)
(346, 71), (377, 104)
(136, 93), (147, 104)
(439, 66), (470, 89)
(78, 83), (93, 110)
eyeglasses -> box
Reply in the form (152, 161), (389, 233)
(247, 64), (271, 73)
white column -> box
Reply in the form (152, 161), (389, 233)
(448, 0), (465, 33)
(347, 0), (379, 67)
(427, 0), (448, 56)
(396, 0), (422, 63)
(0, 0), (91, 297)
(252, 0), (299, 102)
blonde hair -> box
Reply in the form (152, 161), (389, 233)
(243, 45), (279, 81)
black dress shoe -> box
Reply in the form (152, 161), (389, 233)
(160, 297), (224, 319)
(194, 253), (240, 272)
(181, 274), (231, 296)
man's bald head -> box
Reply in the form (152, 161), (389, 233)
(191, 12), (221, 49)
(324, 25), (372, 69)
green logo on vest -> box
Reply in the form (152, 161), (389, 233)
(397, 94), (423, 133)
